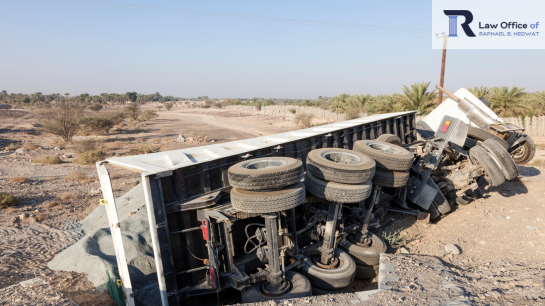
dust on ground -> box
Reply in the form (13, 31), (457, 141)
(1, 105), (544, 305)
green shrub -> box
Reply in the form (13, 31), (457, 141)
(73, 150), (107, 165)
(0, 193), (18, 209)
(32, 155), (63, 164)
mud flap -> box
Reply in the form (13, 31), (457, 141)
(426, 178), (451, 215)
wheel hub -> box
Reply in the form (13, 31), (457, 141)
(260, 280), (291, 296)
(350, 235), (373, 247)
(313, 255), (339, 269)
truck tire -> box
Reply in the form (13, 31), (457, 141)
(355, 264), (379, 279)
(228, 157), (303, 190)
(241, 271), (312, 303)
(298, 248), (356, 290)
(231, 182), (306, 213)
(376, 134), (402, 146)
(339, 233), (387, 266)
(304, 172), (372, 203)
(480, 139), (519, 180)
(467, 126), (509, 150)
(372, 170), (409, 188)
(463, 137), (478, 149)
(511, 136), (536, 165)
(306, 148), (376, 184)
(416, 120), (435, 139)
(311, 275), (354, 295)
(353, 140), (414, 171)
(470, 146), (505, 187)
(427, 202), (441, 220)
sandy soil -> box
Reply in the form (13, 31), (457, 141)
(1, 105), (544, 305)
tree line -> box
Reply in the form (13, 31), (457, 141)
(0, 91), (181, 106)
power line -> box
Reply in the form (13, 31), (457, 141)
(46, 0), (444, 34)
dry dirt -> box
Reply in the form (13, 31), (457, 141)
(1, 105), (544, 305)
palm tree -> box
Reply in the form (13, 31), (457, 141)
(331, 93), (349, 113)
(468, 86), (490, 98)
(534, 91), (545, 116)
(372, 94), (403, 114)
(398, 82), (438, 114)
(488, 86), (528, 117)
(348, 94), (372, 111)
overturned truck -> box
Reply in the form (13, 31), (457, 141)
(97, 88), (533, 305)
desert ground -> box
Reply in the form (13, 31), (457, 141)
(1, 103), (544, 305)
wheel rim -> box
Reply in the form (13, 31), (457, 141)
(242, 159), (287, 169)
(367, 142), (402, 154)
(260, 280), (292, 296)
(312, 255), (341, 269)
(512, 143), (526, 159)
(320, 151), (362, 164)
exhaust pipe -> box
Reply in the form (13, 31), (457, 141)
(435, 85), (498, 127)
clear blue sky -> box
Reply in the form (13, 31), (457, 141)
(1, 0), (543, 99)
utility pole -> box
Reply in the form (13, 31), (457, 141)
(436, 33), (448, 105)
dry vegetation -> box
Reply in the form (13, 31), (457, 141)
(9, 176), (29, 183)
(57, 192), (79, 201)
(64, 171), (90, 182)
(0, 193), (19, 209)
(294, 113), (314, 128)
(32, 155), (63, 164)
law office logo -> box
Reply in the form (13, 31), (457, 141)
(443, 10), (476, 37)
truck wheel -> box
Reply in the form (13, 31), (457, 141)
(511, 136), (536, 165)
(427, 203), (441, 220)
(463, 137), (478, 149)
(228, 157), (303, 190)
(416, 120), (435, 139)
(480, 139), (519, 180)
(353, 140), (414, 171)
(241, 271), (312, 303)
(505, 131), (518, 147)
(339, 233), (387, 266)
(355, 264), (379, 279)
(311, 275), (354, 295)
(298, 248), (356, 290)
(467, 126), (509, 150)
(304, 171), (372, 203)
(306, 148), (376, 184)
(372, 170), (409, 188)
(231, 182), (306, 213)
(376, 134), (402, 146)
(470, 146), (505, 187)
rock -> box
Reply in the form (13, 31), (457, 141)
(54, 147), (61, 151)
(187, 137), (194, 142)
(488, 290), (502, 298)
(269, 301), (277, 306)
(399, 247), (410, 254)
(15, 147), (28, 154)
(19, 212), (30, 220)
(175, 134), (186, 143)
(445, 244), (461, 255)
(12, 216), (20, 223)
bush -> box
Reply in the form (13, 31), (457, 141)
(6, 143), (21, 151)
(72, 139), (103, 153)
(0, 193), (18, 209)
(79, 115), (115, 135)
(294, 113), (314, 128)
(9, 176), (28, 183)
(105, 110), (127, 125)
(288, 108), (296, 114)
(64, 171), (90, 182)
(58, 192), (78, 201)
(32, 155), (63, 164)
(344, 108), (361, 120)
(156, 105), (163, 111)
(140, 110), (158, 121)
(164, 102), (173, 111)
(124, 103), (140, 121)
(39, 102), (83, 142)
(24, 143), (41, 150)
(73, 150), (107, 165)
(88, 103), (103, 111)
(129, 146), (153, 155)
